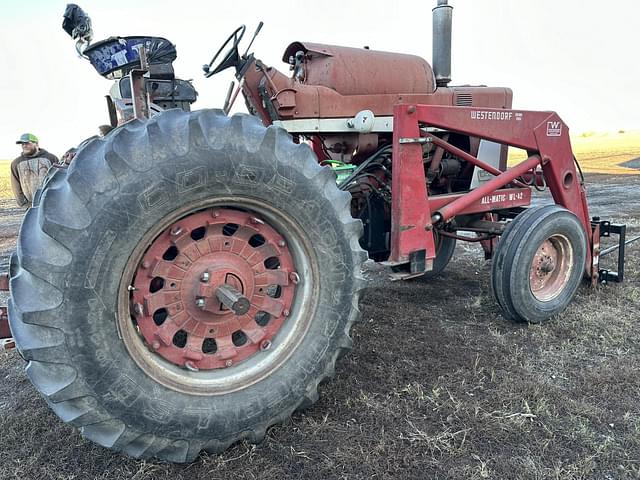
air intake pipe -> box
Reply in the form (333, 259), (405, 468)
(432, 0), (453, 87)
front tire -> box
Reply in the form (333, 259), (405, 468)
(8, 109), (366, 462)
(491, 205), (587, 323)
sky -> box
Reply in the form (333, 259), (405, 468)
(0, 0), (638, 160)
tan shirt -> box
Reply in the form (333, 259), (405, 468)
(10, 149), (58, 207)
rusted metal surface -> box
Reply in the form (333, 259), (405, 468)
(529, 235), (573, 301)
(130, 208), (294, 371)
(0, 306), (10, 340)
(282, 42), (435, 96)
(242, 56), (512, 123)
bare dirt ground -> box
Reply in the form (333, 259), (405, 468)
(1, 173), (639, 480)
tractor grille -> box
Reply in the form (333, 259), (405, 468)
(455, 92), (473, 106)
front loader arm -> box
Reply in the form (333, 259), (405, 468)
(391, 104), (593, 278)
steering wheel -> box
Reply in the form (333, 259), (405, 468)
(204, 25), (246, 78)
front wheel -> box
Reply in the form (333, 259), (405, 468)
(491, 205), (587, 323)
(8, 109), (366, 462)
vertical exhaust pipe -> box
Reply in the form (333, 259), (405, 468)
(432, 0), (453, 87)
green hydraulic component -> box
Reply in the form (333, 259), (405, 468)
(324, 160), (356, 184)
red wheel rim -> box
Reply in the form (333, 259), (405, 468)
(130, 208), (296, 371)
(529, 234), (573, 302)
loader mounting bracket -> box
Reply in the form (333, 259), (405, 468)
(593, 218), (627, 283)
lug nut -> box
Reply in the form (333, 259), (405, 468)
(185, 361), (199, 372)
(142, 260), (150, 269)
(289, 272), (300, 284)
(170, 226), (182, 236)
(152, 341), (160, 350)
(250, 217), (264, 225)
(196, 298), (206, 309)
(278, 240), (286, 247)
(225, 359), (233, 367)
(283, 309), (290, 317)
(260, 340), (272, 351)
(212, 210), (220, 218)
(134, 303), (144, 315)
(201, 272), (210, 282)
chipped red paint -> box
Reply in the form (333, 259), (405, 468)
(131, 208), (295, 371)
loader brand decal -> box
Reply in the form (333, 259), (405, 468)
(470, 110), (514, 121)
(546, 121), (562, 136)
(480, 191), (525, 205)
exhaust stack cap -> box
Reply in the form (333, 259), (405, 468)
(433, 0), (453, 87)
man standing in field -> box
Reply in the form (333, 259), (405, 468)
(10, 133), (58, 207)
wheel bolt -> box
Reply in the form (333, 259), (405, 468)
(170, 226), (182, 236)
(250, 217), (264, 225)
(185, 361), (199, 372)
(283, 309), (290, 317)
(201, 271), (210, 282)
(278, 240), (286, 247)
(225, 359), (233, 367)
(289, 272), (300, 284)
(212, 210), (220, 218)
(152, 341), (160, 350)
(260, 340), (271, 351)
(142, 260), (150, 269)
(196, 298), (206, 309)
(134, 303), (144, 315)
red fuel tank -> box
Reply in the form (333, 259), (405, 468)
(283, 42), (436, 96)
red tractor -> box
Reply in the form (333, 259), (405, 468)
(1, 1), (628, 462)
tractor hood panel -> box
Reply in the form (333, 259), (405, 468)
(283, 41), (436, 96)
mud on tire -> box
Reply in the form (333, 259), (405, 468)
(8, 109), (366, 462)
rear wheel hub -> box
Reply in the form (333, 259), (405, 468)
(131, 208), (295, 371)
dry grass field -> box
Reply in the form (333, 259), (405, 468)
(0, 132), (639, 479)
(509, 130), (640, 175)
(0, 160), (12, 200)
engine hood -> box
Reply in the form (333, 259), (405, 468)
(282, 41), (436, 96)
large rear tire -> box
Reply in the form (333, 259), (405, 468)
(491, 205), (587, 323)
(8, 109), (366, 462)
